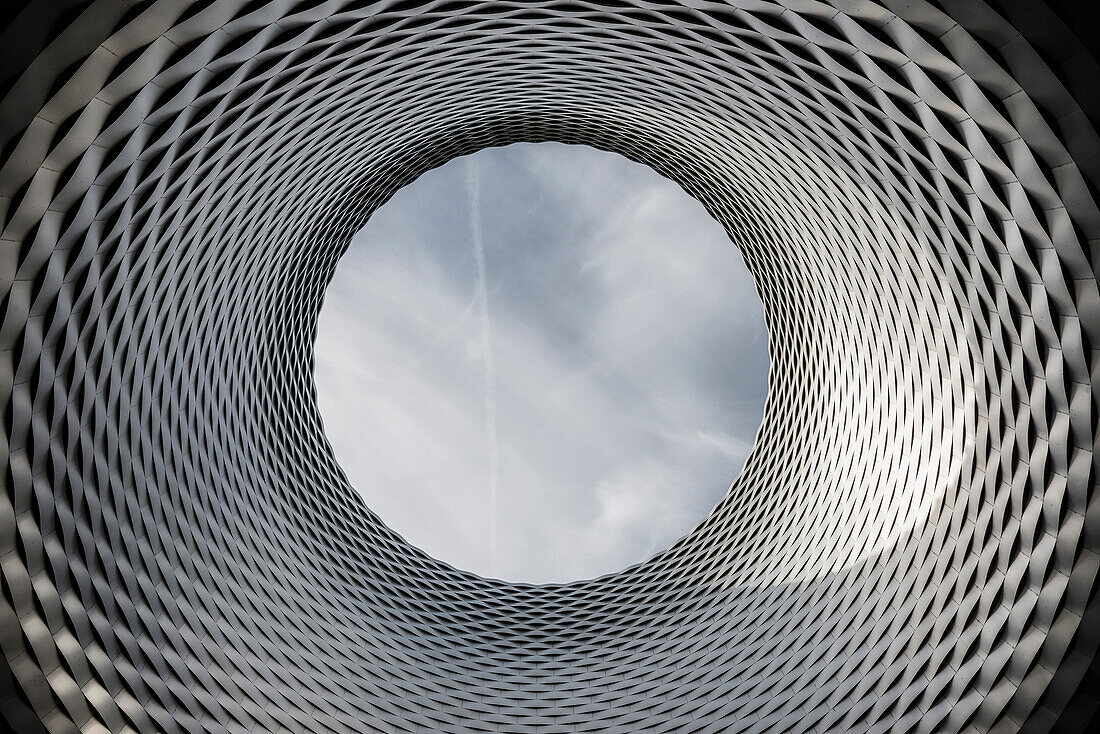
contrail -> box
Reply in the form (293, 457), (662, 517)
(467, 155), (499, 576)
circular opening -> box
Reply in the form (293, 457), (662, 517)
(315, 142), (769, 583)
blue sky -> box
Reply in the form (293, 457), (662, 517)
(314, 142), (768, 583)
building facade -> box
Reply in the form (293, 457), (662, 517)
(2, 1), (1099, 731)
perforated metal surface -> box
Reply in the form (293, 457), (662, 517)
(2, 1), (1099, 732)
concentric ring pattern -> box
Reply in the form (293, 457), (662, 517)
(2, 1), (1099, 732)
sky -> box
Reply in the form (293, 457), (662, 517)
(314, 142), (769, 584)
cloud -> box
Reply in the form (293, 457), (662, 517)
(314, 142), (769, 583)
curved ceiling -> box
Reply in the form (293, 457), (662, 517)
(1, 1), (1098, 732)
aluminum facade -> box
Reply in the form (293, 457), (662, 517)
(1, 1), (1099, 732)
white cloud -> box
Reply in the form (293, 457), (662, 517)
(314, 142), (768, 583)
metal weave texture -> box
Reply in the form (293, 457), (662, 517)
(2, 0), (1099, 732)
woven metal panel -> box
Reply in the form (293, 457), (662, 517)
(1, 1), (1098, 732)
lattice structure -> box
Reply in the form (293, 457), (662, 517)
(2, 1), (1099, 732)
